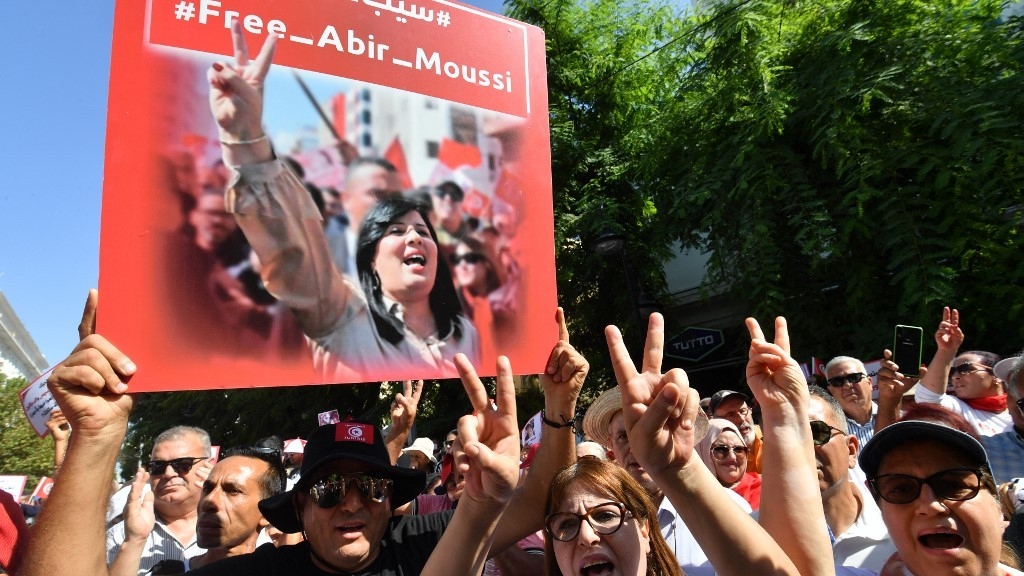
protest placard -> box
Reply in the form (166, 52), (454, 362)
(97, 0), (556, 390)
(19, 368), (58, 438)
(0, 476), (27, 500)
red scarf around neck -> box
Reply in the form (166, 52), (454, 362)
(963, 393), (1008, 413)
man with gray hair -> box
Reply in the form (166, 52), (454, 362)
(107, 425), (215, 575)
(824, 355), (878, 445)
(806, 385), (895, 571)
(983, 351), (1024, 483)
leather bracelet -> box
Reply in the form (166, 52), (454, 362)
(541, 409), (579, 435)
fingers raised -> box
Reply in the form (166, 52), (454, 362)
(641, 313), (665, 375)
(455, 353), (489, 413)
(745, 317), (766, 343)
(556, 307), (570, 343)
(78, 289), (98, 341)
(493, 356), (516, 418)
(773, 316), (790, 355)
(230, 19), (250, 66)
(606, 325), (639, 386)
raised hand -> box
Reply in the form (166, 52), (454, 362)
(876, 348), (923, 400)
(123, 468), (156, 544)
(45, 410), (71, 443)
(208, 20), (276, 142)
(606, 313), (698, 476)
(934, 306), (964, 352)
(453, 354), (520, 508)
(540, 308), (587, 422)
(744, 317), (808, 411)
(390, 380), (424, 436)
(47, 330), (135, 439)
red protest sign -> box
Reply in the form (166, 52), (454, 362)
(98, 0), (555, 390)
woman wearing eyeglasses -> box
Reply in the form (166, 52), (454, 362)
(696, 419), (761, 511)
(853, 417), (1023, 576)
(912, 307), (1010, 437)
(543, 458), (684, 576)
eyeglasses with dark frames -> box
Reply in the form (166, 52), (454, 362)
(870, 468), (985, 505)
(809, 420), (844, 446)
(545, 501), (632, 542)
(826, 372), (866, 388)
(308, 474), (393, 507)
(142, 457), (207, 476)
(710, 445), (749, 461)
(952, 363), (993, 376)
(451, 253), (487, 266)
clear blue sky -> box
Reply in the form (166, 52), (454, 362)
(0, 0), (505, 369)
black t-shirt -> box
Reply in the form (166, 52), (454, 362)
(186, 511), (455, 576)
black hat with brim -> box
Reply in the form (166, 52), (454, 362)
(259, 422), (425, 533)
(858, 419), (992, 480)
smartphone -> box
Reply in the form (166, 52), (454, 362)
(893, 325), (924, 377)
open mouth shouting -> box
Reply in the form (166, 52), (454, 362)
(579, 554), (616, 576)
(918, 528), (964, 551)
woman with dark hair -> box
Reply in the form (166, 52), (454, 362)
(544, 458), (683, 576)
(915, 307), (1010, 436)
(207, 26), (478, 380)
(451, 236), (505, 363)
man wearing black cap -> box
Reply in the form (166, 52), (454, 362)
(710, 390), (763, 473)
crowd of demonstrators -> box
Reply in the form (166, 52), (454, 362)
(17, 283), (1024, 576)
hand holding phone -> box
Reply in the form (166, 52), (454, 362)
(893, 325), (923, 377)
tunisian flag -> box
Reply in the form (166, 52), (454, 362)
(437, 138), (482, 169)
(384, 136), (414, 189)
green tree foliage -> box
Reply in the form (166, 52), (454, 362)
(510, 0), (1024, 377)
(0, 373), (57, 491)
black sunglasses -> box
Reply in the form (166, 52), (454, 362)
(545, 501), (631, 542)
(826, 372), (866, 388)
(870, 468), (985, 505)
(309, 474), (393, 507)
(142, 457), (206, 476)
(809, 420), (844, 446)
(710, 445), (749, 460)
(451, 253), (487, 266)
(952, 363), (993, 376)
(1017, 397), (1024, 414)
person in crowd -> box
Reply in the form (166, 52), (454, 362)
(582, 380), (754, 571)
(0, 489), (29, 574)
(106, 426), (215, 575)
(916, 307), (1011, 436)
(452, 236), (508, 363)
(111, 447), (287, 575)
(985, 352), (1024, 483)
(430, 181), (470, 251)
(856, 416), (1022, 575)
(696, 419), (761, 510)
(324, 158), (402, 277)
(824, 355), (879, 445)
(709, 390), (763, 473)
(210, 24), (477, 380)
(543, 458), (683, 576)
(805, 385), (896, 571)
(575, 441), (607, 460)
(602, 312), (816, 576)
(400, 437), (437, 472)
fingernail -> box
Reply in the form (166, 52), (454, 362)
(122, 360), (137, 373)
(116, 382), (129, 394)
(212, 62), (224, 71)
